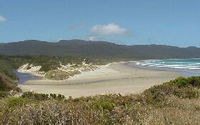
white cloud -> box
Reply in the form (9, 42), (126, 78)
(91, 23), (128, 36)
(0, 16), (6, 22)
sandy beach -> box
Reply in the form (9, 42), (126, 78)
(19, 62), (181, 98)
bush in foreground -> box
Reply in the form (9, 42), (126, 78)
(0, 77), (200, 124)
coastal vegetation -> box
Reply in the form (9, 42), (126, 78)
(0, 55), (97, 98)
(0, 55), (97, 80)
(0, 76), (200, 124)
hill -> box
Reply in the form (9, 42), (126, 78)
(1, 40), (200, 60)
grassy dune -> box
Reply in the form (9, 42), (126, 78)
(0, 56), (97, 81)
(0, 77), (200, 124)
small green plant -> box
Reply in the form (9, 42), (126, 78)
(94, 101), (115, 111)
(7, 97), (27, 108)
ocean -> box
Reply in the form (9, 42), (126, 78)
(133, 58), (200, 76)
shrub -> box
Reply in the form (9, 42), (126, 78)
(22, 92), (49, 100)
(168, 76), (200, 88)
(172, 77), (189, 87)
(57, 94), (65, 100)
(21, 92), (65, 101)
(174, 87), (199, 99)
(45, 70), (69, 80)
(94, 101), (115, 111)
(6, 97), (27, 108)
(143, 77), (200, 105)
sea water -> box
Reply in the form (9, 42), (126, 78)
(133, 58), (200, 76)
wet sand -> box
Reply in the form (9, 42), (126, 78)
(19, 62), (181, 98)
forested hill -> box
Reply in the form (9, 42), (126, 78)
(0, 40), (200, 59)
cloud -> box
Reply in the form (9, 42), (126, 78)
(0, 16), (6, 22)
(91, 23), (128, 36)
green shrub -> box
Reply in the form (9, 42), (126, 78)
(187, 77), (200, 88)
(21, 92), (65, 101)
(7, 97), (27, 108)
(22, 92), (49, 100)
(45, 70), (70, 80)
(143, 77), (200, 105)
(168, 76), (200, 88)
(94, 101), (115, 111)
(172, 77), (189, 87)
(57, 94), (65, 100)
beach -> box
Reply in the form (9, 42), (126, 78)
(19, 62), (181, 98)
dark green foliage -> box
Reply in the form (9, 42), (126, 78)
(21, 92), (65, 101)
(57, 94), (65, 100)
(21, 92), (49, 100)
(143, 76), (200, 105)
(167, 76), (200, 88)
(0, 55), (92, 73)
(50, 93), (65, 100)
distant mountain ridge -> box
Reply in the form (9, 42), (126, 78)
(0, 40), (200, 60)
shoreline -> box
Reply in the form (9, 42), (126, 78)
(19, 61), (182, 98)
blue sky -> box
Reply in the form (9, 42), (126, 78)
(0, 0), (200, 47)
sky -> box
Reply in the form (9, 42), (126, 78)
(0, 0), (200, 47)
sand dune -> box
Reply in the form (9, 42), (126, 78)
(19, 62), (181, 98)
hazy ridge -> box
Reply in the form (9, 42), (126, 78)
(1, 40), (200, 59)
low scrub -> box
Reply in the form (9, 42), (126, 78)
(21, 92), (65, 101)
(45, 70), (70, 80)
(0, 77), (200, 124)
(143, 76), (200, 106)
(45, 70), (81, 80)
